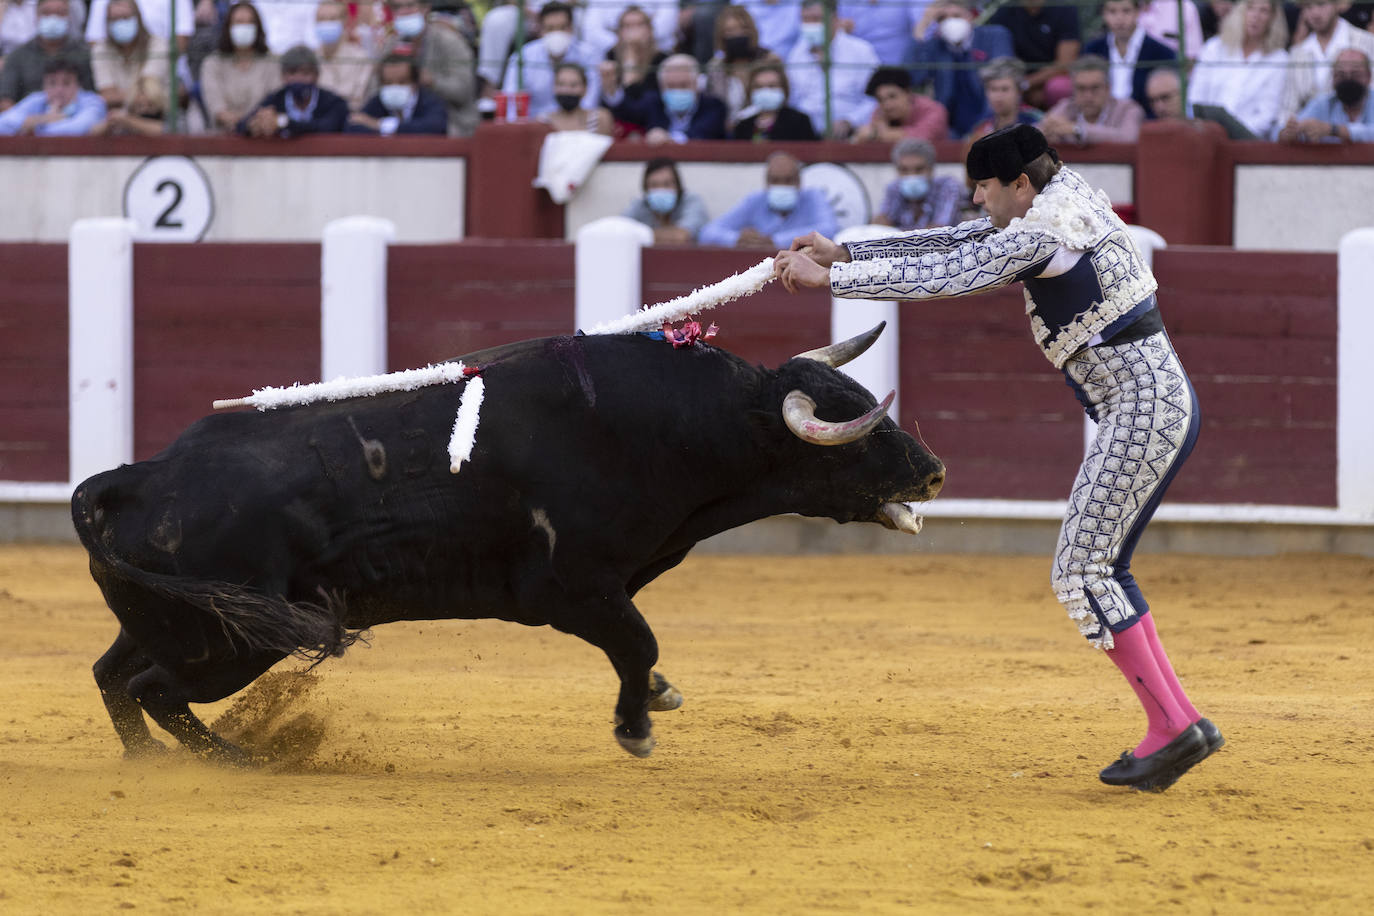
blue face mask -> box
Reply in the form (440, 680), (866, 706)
(661, 88), (696, 116)
(766, 184), (799, 212)
(750, 86), (784, 112)
(314, 20), (344, 45)
(379, 83), (414, 112)
(645, 188), (678, 215)
(898, 175), (930, 200)
(109, 17), (139, 44)
(37, 14), (70, 40)
(800, 22), (826, 49)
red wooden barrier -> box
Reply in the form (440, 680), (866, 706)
(0, 245), (68, 481)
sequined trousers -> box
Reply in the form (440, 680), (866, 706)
(1052, 331), (1200, 649)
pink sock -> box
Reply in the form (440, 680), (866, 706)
(1139, 614), (1201, 722)
(1106, 623), (1190, 757)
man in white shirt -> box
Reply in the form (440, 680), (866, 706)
(501, 1), (600, 119)
(784, 0), (879, 138)
(1280, 0), (1374, 122)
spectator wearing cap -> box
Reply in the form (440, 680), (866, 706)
(347, 52), (448, 134)
(731, 59), (817, 140)
(237, 44), (349, 136)
(784, 0), (880, 139)
(0, 0), (92, 110)
(908, 1), (1014, 138)
(0, 53), (105, 133)
(966, 57), (1043, 138)
(1188, 0), (1288, 138)
(1039, 54), (1144, 145)
(873, 138), (964, 231)
(199, 1), (280, 133)
(851, 66), (948, 142)
(1278, 47), (1374, 142)
(383, 0), (479, 136)
(987, 0), (1081, 110)
(1083, 0), (1179, 118)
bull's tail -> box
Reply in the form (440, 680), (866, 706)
(72, 469), (364, 665)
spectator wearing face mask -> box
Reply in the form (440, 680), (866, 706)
(540, 62), (613, 134)
(908, 1), (1013, 138)
(851, 65), (948, 143)
(699, 150), (838, 249)
(0, 0), (92, 111)
(347, 52), (447, 134)
(0, 52), (104, 133)
(784, 0), (880, 139)
(873, 138), (963, 230)
(199, 1), (280, 133)
(382, 0), (479, 136)
(315, 0), (374, 111)
(730, 60), (817, 140)
(501, 1), (601, 121)
(704, 5), (779, 126)
(237, 43), (349, 136)
(643, 53), (728, 144)
(623, 157), (710, 244)
(1278, 47), (1374, 142)
(84, 0), (193, 51)
(91, 0), (169, 135)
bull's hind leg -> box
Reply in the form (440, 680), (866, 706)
(93, 629), (166, 757)
(127, 654), (283, 765)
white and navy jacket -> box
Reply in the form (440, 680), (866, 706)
(830, 168), (1159, 369)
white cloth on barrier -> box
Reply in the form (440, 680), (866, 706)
(532, 131), (614, 204)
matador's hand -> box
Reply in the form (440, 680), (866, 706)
(788, 231), (849, 267)
(773, 250), (831, 294)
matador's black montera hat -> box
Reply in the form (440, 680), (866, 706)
(966, 124), (1059, 184)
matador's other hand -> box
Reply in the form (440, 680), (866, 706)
(774, 250), (830, 294)
(788, 231), (849, 267)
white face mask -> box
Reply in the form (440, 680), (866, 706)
(939, 16), (973, 46)
(37, 14), (70, 40)
(542, 29), (572, 58)
(379, 83), (415, 112)
(393, 11), (425, 38)
(799, 21), (826, 49)
(108, 16), (139, 45)
(229, 22), (258, 48)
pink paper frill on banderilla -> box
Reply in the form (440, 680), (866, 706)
(661, 321), (719, 348)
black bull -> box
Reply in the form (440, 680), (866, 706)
(72, 325), (944, 761)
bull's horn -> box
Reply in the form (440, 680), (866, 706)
(793, 322), (886, 368)
(783, 389), (895, 446)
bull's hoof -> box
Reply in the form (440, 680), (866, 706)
(648, 671), (684, 712)
(616, 730), (656, 758)
(121, 738), (170, 760)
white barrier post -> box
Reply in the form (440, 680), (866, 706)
(1338, 228), (1374, 519)
(832, 225), (901, 415)
(321, 216), (396, 380)
(69, 218), (136, 484)
(575, 216), (654, 333)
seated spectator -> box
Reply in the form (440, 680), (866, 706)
(198, 1), (280, 133)
(1040, 54), (1144, 144)
(1189, 0), (1288, 137)
(1145, 66), (1185, 118)
(0, 0), (92, 110)
(237, 44), (349, 136)
(622, 157), (710, 244)
(91, 0), (169, 136)
(384, 0), (480, 136)
(731, 59), (817, 139)
(909, 2), (1013, 138)
(699, 150), (837, 249)
(966, 56), (1043, 138)
(315, 0), (374, 111)
(346, 52), (448, 134)
(1084, 0), (1179, 118)
(874, 138), (963, 230)
(582, 0), (677, 63)
(850, 65), (948, 142)
(598, 5), (668, 103)
(988, 0), (1081, 110)
(501, 2), (599, 123)
(1278, 47), (1374, 141)
(704, 5), (779, 125)
(0, 53), (105, 133)
(785, 0), (879, 139)
(1279, 0), (1374, 124)
(84, 0), (194, 51)
(742, 0), (801, 58)
(1139, 0), (1205, 57)
(539, 61), (613, 134)
(837, 0), (924, 66)
(643, 53), (728, 143)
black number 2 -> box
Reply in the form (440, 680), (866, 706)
(154, 179), (184, 229)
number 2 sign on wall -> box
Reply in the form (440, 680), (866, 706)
(122, 155), (215, 242)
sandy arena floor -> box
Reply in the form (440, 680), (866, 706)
(1, 544), (1371, 914)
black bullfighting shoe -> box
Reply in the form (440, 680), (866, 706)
(1098, 724), (1207, 791)
(1196, 717), (1225, 754)
(1130, 717), (1227, 793)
